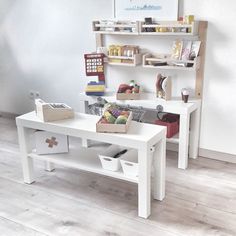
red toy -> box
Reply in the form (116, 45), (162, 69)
(155, 113), (179, 138)
(84, 53), (105, 82)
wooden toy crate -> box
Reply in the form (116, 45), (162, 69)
(96, 112), (133, 133)
(116, 92), (140, 100)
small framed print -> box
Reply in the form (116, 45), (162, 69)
(113, 0), (179, 21)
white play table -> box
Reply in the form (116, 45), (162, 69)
(16, 111), (166, 219)
(79, 92), (201, 169)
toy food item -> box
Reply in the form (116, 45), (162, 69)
(117, 84), (133, 93)
(100, 118), (109, 124)
(171, 40), (183, 60)
(109, 108), (121, 118)
(189, 41), (201, 60)
(133, 85), (140, 93)
(104, 111), (116, 124)
(125, 89), (132, 94)
(120, 111), (130, 117)
(161, 77), (169, 92)
(129, 80), (135, 87)
(117, 81), (140, 94)
(115, 115), (128, 124)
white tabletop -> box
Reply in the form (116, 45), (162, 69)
(79, 92), (201, 115)
(16, 112), (166, 149)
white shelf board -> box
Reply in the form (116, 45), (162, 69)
(167, 133), (179, 144)
(29, 147), (138, 183)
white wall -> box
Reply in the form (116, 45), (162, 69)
(181, 0), (236, 155)
(0, 0), (235, 156)
(0, 0), (112, 113)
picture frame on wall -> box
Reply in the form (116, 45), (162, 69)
(113, 0), (179, 21)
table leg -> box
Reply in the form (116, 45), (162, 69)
(153, 138), (166, 201)
(189, 108), (201, 159)
(79, 100), (90, 147)
(44, 162), (55, 172)
(138, 147), (151, 218)
(178, 114), (190, 169)
(17, 126), (35, 184)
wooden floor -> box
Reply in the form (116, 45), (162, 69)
(0, 117), (235, 236)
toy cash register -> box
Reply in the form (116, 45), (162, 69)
(84, 53), (105, 81)
(84, 53), (106, 96)
(35, 99), (74, 122)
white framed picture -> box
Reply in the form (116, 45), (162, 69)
(114, 0), (179, 21)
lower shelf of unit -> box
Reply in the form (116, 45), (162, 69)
(166, 133), (179, 144)
(28, 147), (138, 183)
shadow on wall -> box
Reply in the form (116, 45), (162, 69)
(204, 22), (230, 80)
(0, 0), (112, 114)
(0, 32), (30, 114)
(0, 0), (16, 24)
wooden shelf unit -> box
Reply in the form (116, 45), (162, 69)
(92, 20), (139, 35)
(139, 21), (199, 36)
(93, 20), (208, 99)
(142, 53), (200, 71)
(105, 54), (142, 67)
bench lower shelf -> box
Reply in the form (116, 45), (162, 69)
(28, 147), (138, 183)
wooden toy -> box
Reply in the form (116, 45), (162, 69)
(85, 81), (105, 96)
(116, 81), (140, 100)
(35, 99), (74, 122)
(96, 105), (133, 133)
(156, 74), (172, 100)
(84, 53), (105, 81)
(108, 45), (140, 65)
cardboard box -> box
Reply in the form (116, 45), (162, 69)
(35, 99), (74, 122)
(35, 131), (69, 155)
(96, 112), (133, 133)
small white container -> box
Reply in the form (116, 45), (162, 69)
(120, 149), (139, 177)
(98, 145), (125, 171)
(35, 131), (69, 155)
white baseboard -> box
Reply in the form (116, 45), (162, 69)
(199, 148), (236, 164)
(0, 111), (18, 119)
(166, 143), (236, 164)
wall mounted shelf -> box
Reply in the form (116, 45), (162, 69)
(142, 53), (200, 71)
(139, 21), (199, 36)
(92, 20), (139, 35)
(105, 54), (142, 67)
(93, 20), (208, 98)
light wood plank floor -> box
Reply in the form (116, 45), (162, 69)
(0, 116), (235, 236)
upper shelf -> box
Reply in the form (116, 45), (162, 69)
(139, 21), (199, 36)
(92, 20), (199, 36)
(92, 20), (139, 35)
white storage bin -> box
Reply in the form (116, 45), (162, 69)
(35, 131), (69, 155)
(98, 145), (126, 171)
(120, 149), (139, 177)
